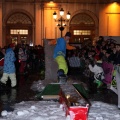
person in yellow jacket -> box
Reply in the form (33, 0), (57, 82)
(49, 32), (76, 83)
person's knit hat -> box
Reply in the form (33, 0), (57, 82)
(10, 43), (15, 48)
(65, 32), (71, 37)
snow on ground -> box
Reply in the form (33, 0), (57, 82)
(1, 101), (67, 120)
(0, 80), (120, 120)
(88, 101), (120, 120)
(1, 101), (120, 120)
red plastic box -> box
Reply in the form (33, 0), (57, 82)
(69, 105), (89, 120)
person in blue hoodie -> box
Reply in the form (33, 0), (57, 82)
(53, 32), (73, 82)
(0, 43), (17, 87)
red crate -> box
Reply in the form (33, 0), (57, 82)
(59, 94), (89, 120)
(69, 105), (89, 120)
(59, 84), (90, 120)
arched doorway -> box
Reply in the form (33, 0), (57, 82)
(6, 12), (33, 45)
(69, 12), (97, 46)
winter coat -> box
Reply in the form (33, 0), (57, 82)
(18, 48), (27, 61)
(53, 37), (67, 59)
(114, 51), (120, 65)
(3, 48), (16, 73)
(88, 64), (104, 81)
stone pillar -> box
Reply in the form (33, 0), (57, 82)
(44, 39), (58, 84)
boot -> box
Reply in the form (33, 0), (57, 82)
(58, 74), (67, 84)
(0, 82), (7, 91)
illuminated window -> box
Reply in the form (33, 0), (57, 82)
(70, 13), (94, 25)
(10, 29), (28, 35)
(73, 30), (91, 35)
(7, 13), (32, 25)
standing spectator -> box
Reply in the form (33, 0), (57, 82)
(68, 50), (81, 68)
(0, 47), (5, 75)
(18, 44), (27, 73)
(110, 47), (117, 63)
(37, 45), (44, 70)
(14, 44), (20, 74)
(96, 36), (104, 46)
(0, 43), (17, 87)
(114, 44), (120, 65)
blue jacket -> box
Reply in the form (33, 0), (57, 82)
(3, 48), (16, 73)
(53, 37), (67, 59)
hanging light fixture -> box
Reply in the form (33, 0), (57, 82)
(60, 8), (64, 16)
(53, 11), (57, 19)
(66, 11), (71, 20)
(53, 8), (71, 37)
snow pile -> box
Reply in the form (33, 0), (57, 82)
(88, 101), (120, 120)
(1, 101), (67, 120)
(30, 80), (45, 92)
(1, 101), (120, 120)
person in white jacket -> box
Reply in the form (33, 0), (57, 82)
(88, 60), (104, 88)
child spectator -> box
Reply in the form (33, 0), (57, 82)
(88, 60), (104, 88)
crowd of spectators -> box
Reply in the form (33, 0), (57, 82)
(66, 36), (120, 90)
(0, 44), (44, 76)
(0, 37), (120, 88)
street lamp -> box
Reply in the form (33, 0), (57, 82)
(53, 8), (71, 37)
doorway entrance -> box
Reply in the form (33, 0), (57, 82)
(69, 13), (96, 47)
(11, 35), (28, 45)
(6, 12), (33, 45)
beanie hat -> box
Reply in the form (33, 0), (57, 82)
(10, 43), (15, 48)
(65, 32), (71, 37)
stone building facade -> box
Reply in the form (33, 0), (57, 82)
(0, 0), (120, 47)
